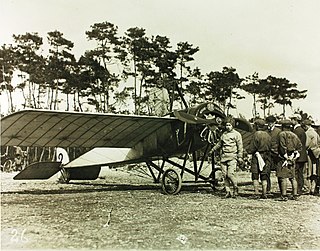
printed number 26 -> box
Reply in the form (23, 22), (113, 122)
(11, 229), (27, 243)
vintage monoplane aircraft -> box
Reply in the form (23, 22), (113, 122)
(0, 102), (253, 194)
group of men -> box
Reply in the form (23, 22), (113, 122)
(212, 114), (320, 200)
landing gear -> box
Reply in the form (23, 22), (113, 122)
(1, 159), (13, 172)
(210, 167), (226, 191)
(161, 168), (182, 195)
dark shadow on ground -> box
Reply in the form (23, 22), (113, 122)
(1, 183), (161, 195)
(1, 180), (254, 196)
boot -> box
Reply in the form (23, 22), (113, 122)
(291, 178), (298, 197)
(261, 180), (268, 199)
(260, 194), (268, 199)
(267, 174), (271, 194)
(225, 192), (232, 198)
(279, 195), (288, 201)
(253, 180), (260, 195)
(279, 178), (288, 201)
(278, 177), (283, 194)
(233, 186), (239, 198)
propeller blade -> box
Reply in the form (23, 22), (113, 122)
(173, 110), (216, 125)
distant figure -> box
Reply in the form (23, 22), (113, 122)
(302, 119), (320, 195)
(212, 116), (243, 198)
(277, 120), (302, 201)
(290, 114), (308, 194)
(247, 119), (271, 199)
(14, 146), (25, 171)
(266, 115), (281, 194)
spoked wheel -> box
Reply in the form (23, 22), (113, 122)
(161, 168), (182, 195)
(2, 159), (13, 172)
(210, 168), (226, 191)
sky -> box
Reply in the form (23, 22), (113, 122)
(1, 0), (320, 121)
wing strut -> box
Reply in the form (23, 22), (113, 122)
(146, 160), (165, 183)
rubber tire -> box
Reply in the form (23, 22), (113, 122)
(161, 168), (182, 195)
(3, 160), (13, 172)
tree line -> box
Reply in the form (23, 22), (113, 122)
(0, 21), (307, 118)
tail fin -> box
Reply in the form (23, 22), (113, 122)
(56, 147), (70, 164)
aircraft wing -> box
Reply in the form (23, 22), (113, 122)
(0, 109), (177, 148)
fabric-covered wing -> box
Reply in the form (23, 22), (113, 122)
(1, 109), (176, 148)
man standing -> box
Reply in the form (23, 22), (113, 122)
(302, 119), (320, 195)
(212, 116), (243, 198)
(246, 119), (271, 199)
(277, 120), (302, 200)
(266, 115), (281, 194)
(290, 114), (308, 194)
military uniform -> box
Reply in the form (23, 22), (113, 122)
(277, 130), (303, 178)
(292, 122), (308, 194)
(303, 120), (320, 195)
(247, 119), (271, 198)
(277, 119), (302, 200)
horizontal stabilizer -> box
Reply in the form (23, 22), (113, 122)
(65, 147), (142, 168)
(68, 166), (101, 180)
(13, 161), (62, 180)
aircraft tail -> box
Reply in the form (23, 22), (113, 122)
(56, 147), (70, 164)
(13, 161), (62, 180)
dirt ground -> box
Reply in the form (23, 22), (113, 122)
(1, 165), (320, 251)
